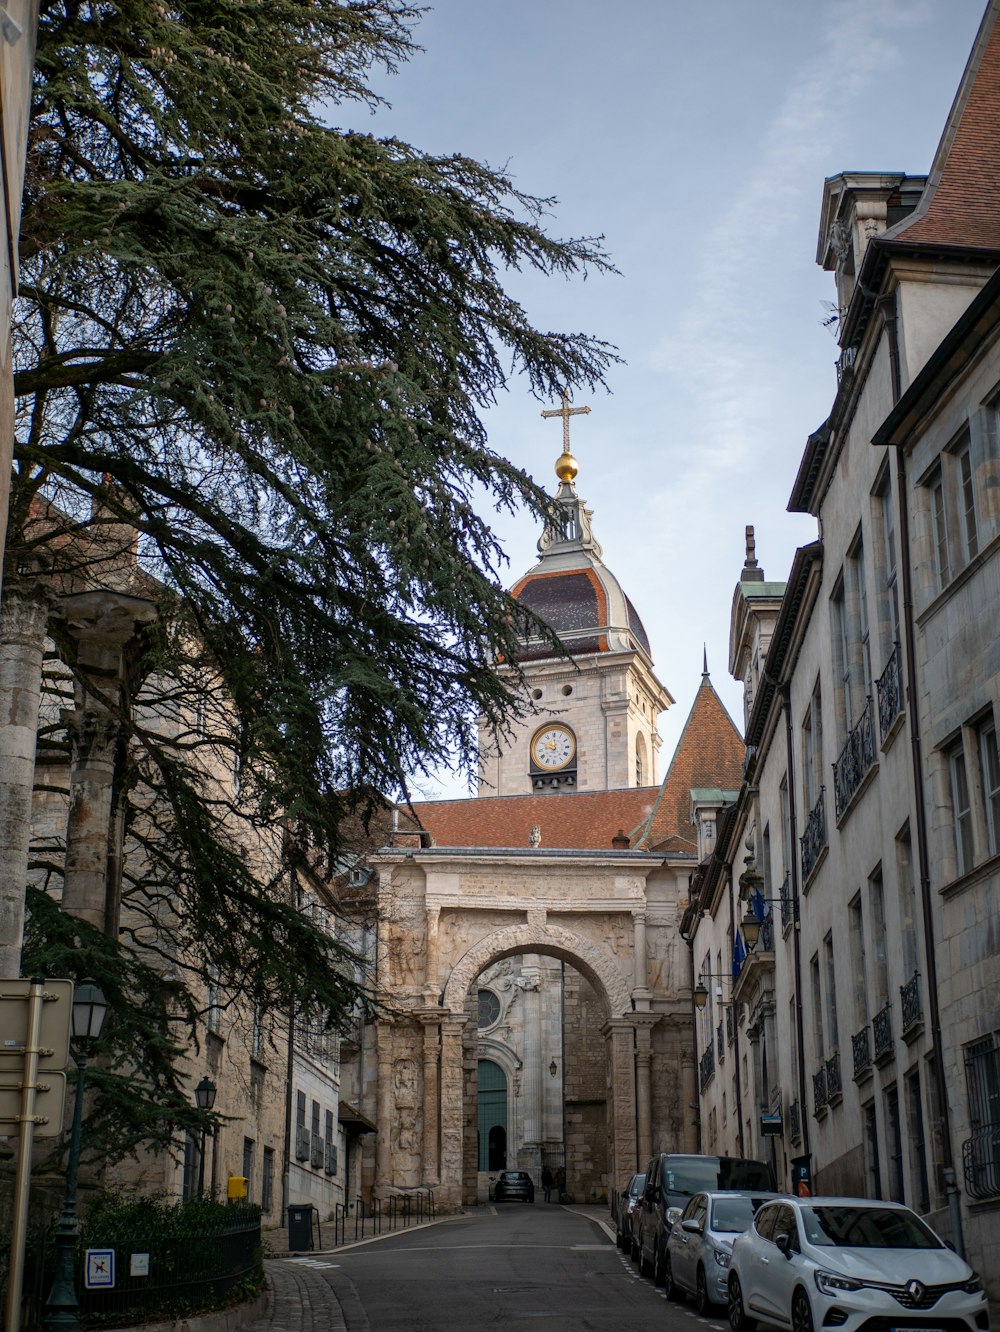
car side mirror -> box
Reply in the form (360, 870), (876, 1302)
(775, 1233), (794, 1260)
(681, 1218), (702, 1234)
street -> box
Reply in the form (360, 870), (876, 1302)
(292, 1204), (732, 1331)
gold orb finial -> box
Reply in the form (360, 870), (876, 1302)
(555, 450), (579, 484)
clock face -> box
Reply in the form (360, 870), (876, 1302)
(531, 724), (576, 771)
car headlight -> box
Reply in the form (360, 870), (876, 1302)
(963, 1275), (984, 1294)
(713, 1249), (730, 1268)
(815, 1271), (863, 1296)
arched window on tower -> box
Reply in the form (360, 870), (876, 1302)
(635, 734), (648, 787)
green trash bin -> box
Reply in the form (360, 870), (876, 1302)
(288, 1203), (315, 1251)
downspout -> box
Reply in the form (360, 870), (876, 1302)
(782, 685), (811, 1177)
(727, 865), (746, 1157)
(894, 445), (963, 1254)
(686, 878), (702, 1153)
(881, 289), (962, 1252)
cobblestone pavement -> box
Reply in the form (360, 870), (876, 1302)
(244, 1255), (348, 1331)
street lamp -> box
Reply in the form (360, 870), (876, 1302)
(194, 1076), (216, 1195)
(44, 978), (108, 1332)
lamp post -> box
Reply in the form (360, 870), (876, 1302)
(44, 979), (108, 1332)
(194, 1075), (216, 1195)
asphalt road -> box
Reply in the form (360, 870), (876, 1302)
(320, 1203), (733, 1331)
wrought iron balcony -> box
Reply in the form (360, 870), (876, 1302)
(877, 642), (903, 742)
(725, 1006), (734, 1044)
(826, 1050), (842, 1099)
(813, 1064), (828, 1115)
(789, 1098), (801, 1143)
(852, 1025), (872, 1078)
(873, 1001), (893, 1061)
(801, 788), (827, 882)
(900, 972), (922, 1033)
(717, 1021), (724, 1060)
(833, 699), (876, 820)
(962, 1122), (1000, 1201)
(758, 913), (775, 952)
(779, 872), (797, 930)
(700, 1043), (715, 1091)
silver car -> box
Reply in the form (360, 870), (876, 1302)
(665, 1190), (780, 1314)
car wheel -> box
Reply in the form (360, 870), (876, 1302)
(664, 1254), (684, 1303)
(696, 1265), (712, 1316)
(728, 1274), (757, 1332)
(792, 1289), (814, 1332)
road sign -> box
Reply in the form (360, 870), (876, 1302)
(85, 1249), (116, 1289)
(0, 1070), (66, 1136)
(0, 978), (73, 1071)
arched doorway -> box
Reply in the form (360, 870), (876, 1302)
(477, 1059), (508, 1171)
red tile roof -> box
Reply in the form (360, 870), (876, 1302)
(631, 676), (745, 854)
(892, 3), (1000, 251)
(404, 786), (658, 851)
(404, 676), (744, 856)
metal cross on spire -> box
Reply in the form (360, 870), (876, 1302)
(541, 390), (591, 452)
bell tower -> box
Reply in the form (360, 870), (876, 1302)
(477, 397), (673, 797)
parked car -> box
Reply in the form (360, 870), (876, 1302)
(491, 1170), (535, 1204)
(612, 1172), (645, 1251)
(664, 1190), (779, 1313)
(636, 1152), (776, 1286)
(727, 1196), (987, 1332)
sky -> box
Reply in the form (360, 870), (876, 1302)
(356, 1), (986, 798)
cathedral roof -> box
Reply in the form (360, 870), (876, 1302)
(510, 477), (652, 663)
(883, 0), (1000, 253)
(629, 674), (745, 855)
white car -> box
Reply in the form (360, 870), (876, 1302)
(727, 1197), (987, 1332)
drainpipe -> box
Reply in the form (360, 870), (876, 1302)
(727, 865), (746, 1158)
(685, 885), (702, 1153)
(881, 289), (962, 1252)
(782, 686), (811, 1178)
(894, 446), (963, 1255)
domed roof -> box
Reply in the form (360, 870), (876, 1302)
(510, 478), (652, 663)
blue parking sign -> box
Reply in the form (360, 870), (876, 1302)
(84, 1249), (115, 1289)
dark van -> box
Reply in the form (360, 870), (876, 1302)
(635, 1153), (776, 1284)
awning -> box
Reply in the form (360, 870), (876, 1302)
(338, 1101), (376, 1135)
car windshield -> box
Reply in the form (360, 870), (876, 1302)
(629, 1175), (646, 1198)
(664, 1157), (775, 1196)
(711, 1197), (758, 1234)
(801, 1206), (944, 1249)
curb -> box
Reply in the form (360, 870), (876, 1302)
(109, 1287), (268, 1332)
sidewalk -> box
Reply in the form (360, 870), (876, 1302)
(243, 1255), (348, 1331)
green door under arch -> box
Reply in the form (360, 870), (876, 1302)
(477, 1059), (507, 1171)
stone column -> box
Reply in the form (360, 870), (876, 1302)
(520, 960), (543, 1177)
(424, 906), (440, 1002)
(604, 1018), (637, 1183)
(439, 1017), (466, 1208)
(57, 591), (156, 932)
(421, 1017), (441, 1184)
(633, 912), (647, 990)
(374, 1023), (395, 1189)
(0, 582), (49, 976)
(632, 1015), (657, 1166)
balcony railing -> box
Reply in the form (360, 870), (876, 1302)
(873, 1002), (893, 1060)
(725, 1006), (734, 1045)
(900, 972), (922, 1033)
(852, 1025), (872, 1078)
(789, 1099), (801, 1143)
(833, 699), (876, 820)
(717, 1021), (724, 1061)
(877, 643), (903, 742)
(801, 788), (827, 882)
(962, 1123), (1000, 1201)
(826, 1050), (842, 1099)
(700, 1043), (715, 1091)
(813, 1065), (828, 1115)
(758, 913), (775, 952)
(779, 872), (797, 930)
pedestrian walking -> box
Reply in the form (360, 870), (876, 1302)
(554, 1166), (566, 1203)
(541, 1165), (553, 1203)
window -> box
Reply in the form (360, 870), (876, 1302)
(789, 994), (798, 1083)
(958, 440), (978, 562)
(948, 738), (974, 874)
(251, 1004), (264, 1060)
(762, 824), (772, 895)
(896, 828), (918, 980)
(295, 1089), (306, 1129)
(810, 953), (824, 1055)
(964, 1035), (1000, 1133)
(262, 1147), (275, 1213)
(978, 720), (1000, 856)
(802, 684), (823, 810)
(885, 1086), (904, 1203)
(824, 932), (839, 1050)
(869, 868), (889, 1011)
(906, 1070), (929, 1214)
(780, 778), (792, 876)
(182, 1132), (199, 1202)
(929, 465), (951, 586)
(876, 466), (900, 652)
(242, 1137), (255, 1202)
(311, 1099), (320, 1140)
(848, 895), (869, 1027)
